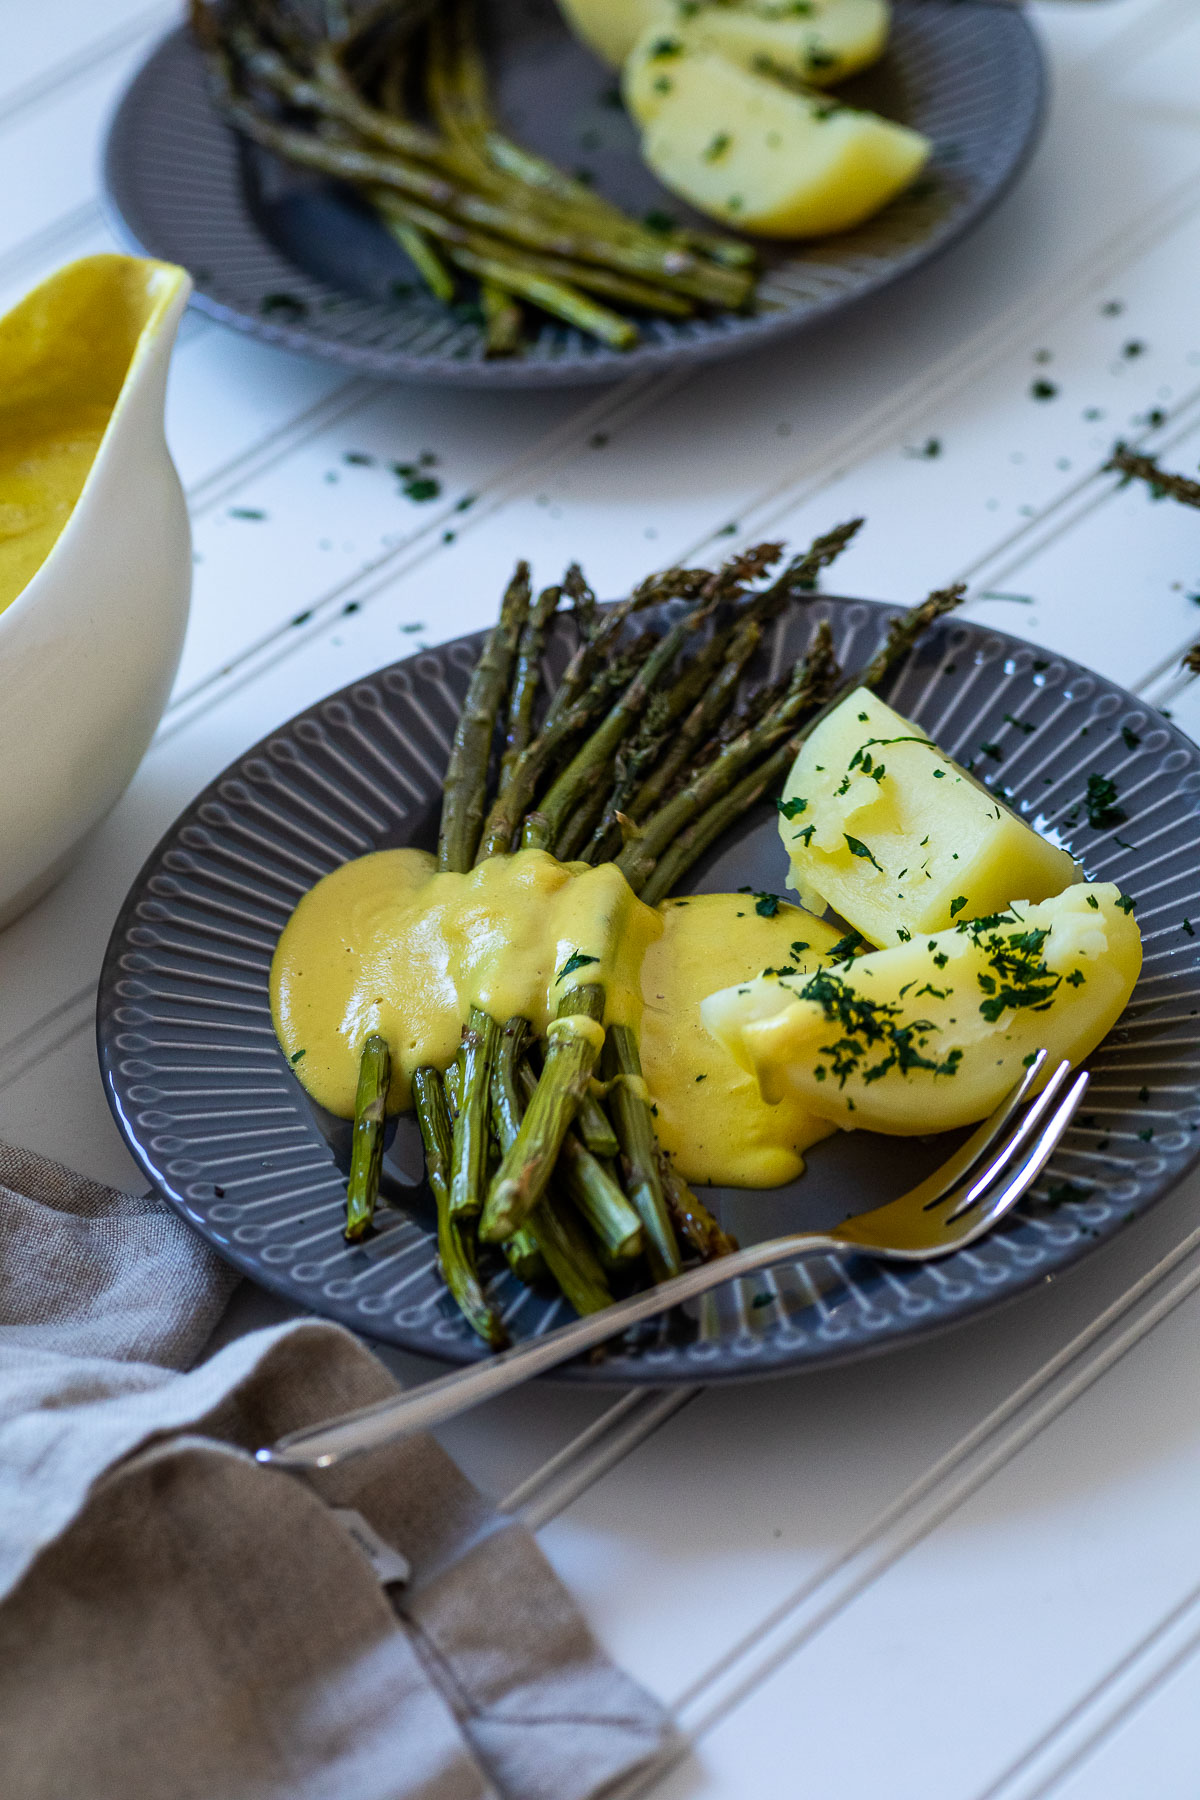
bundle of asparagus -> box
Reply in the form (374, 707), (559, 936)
(190, 0), (757, 355)
(342, 526), (967, 1346)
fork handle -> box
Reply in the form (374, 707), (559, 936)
(258, 1232), (835, 1470)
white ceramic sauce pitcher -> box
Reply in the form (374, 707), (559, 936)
(0, 255), (192, 928)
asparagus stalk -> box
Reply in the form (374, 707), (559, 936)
(438, 562), (529, 871)
(616, 620), (840, 894)
(513, 1066), (642, 1262)
(373, 190), (697, 319)
(501, 580), (561, 781)
(503, 1228), (548, 1287)
(637, 581), (968, 905)
(344, 1032), (391, 1241)
(657, 1150), (739, 1261)
(602, 1027), (681, 1280)
(602, 615), (764, 852)
(378, 212), (457, 301)
(414, 1066), (508, 1346)
(541, 566), (707, 734)
(480, 984), (606, 1242)
(476, 643), (646, 861)
(529, 589), (724, 848)
(481, 280), (523, 355)
(576, 1087), (620, 1158)
(448, 1008), (500, 1219)
(490, 1017), (613, 1313)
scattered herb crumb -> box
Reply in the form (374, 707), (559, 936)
(1084, 771), (1126, 830)
(260, 292), (307, 319)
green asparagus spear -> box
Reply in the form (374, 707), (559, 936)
(438, 562), (529, 871)
(576, 1087), (620, 1158)
(490, 1017), (613, 1313)
(481, 280), (523, 355)
(344, 1032), (391, 1241)
(480, 984), (606, 1243)
(448, 1008), (500, 1219)
(602, 1026), (681, 1280)
(500, 581), (560, 788)
(414, 1066), (508, 1346)
(616, 619), (840, 893)
(657, 1149), (738, 1260)
(638, 581), (969, 904)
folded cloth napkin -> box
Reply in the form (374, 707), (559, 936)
(0, 1142), (677, 1800)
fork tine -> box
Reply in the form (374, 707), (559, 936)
(937, 1068), (1090, 1250)
(896, 1048), (1050, 1214)
(940, 1058), (1073, 1222)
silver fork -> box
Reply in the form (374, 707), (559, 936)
(259, 1050), (1088, 1470)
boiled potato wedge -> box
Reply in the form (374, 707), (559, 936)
(701, 883), (1141, 1136)
(660, 0), (890, 90)
(559, 0), (888, 76)
(556, 0), (658, 67)
(777, 688), (1079, 947)
(623, 33), (929, 236)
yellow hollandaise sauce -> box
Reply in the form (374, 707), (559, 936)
(641, 892), (844, 1186)
(270, 848), (841, 1188)
(0, 255), (180, 614)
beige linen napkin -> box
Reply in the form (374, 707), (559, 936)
(0, 1142), (676, 1800)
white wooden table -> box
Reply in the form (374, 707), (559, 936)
(5, 3), (1200, 1791)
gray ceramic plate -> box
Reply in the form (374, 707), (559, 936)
(97, 597), (1200, 1381)
(102, 0), (1044, 386)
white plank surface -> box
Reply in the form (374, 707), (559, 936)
(3, 2), (1200, 1793)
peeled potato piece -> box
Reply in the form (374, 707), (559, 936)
(623, 34), (930, 236)
(557, 0), (889, 76)
(777, 688), (1079, 947)
(665, 0), (890, 90)
(556, 0), (658, 67)
(701, 883), (1142, 1137)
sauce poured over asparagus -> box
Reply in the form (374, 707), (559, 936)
(270, 847), (841, 1188)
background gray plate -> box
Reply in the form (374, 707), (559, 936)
(102, 0), (1045, 386)
(97, 597), (1200, 1382)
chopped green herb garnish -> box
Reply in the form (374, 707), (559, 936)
(796, 967), (963, 1088)
(754, 893), (781, 917)
(1045, 1181), (1091, 1209)
(778, 796), (808, 820)
(260, 292), (308, 319)
(844, 835), (883, 872)
(1084, 771), (1126, 830)
(949, 896), (968, 917)
(556, 950), (599, 983)
(290, 1049), (307, 1064)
